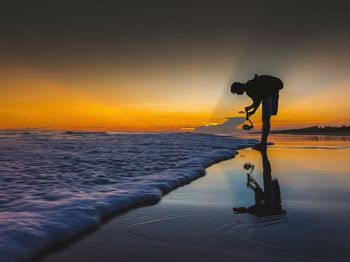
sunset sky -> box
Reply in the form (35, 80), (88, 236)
(1, 1), (349, 131)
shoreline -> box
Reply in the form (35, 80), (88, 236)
(34, 149), (249, 261)
(37, 140), (350, 262)
(31, 140), (256, 261)
(270, 132), (350, 136)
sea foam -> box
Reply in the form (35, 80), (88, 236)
(0, 132), (255, 261)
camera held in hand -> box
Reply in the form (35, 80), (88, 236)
(240, 110), (254, 131)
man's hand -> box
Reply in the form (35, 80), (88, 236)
(245, 106), (253, 112)
(247, 109), (256, 118)
(245, 97), (261, 118)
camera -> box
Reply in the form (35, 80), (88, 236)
(243, 124), (253, 130)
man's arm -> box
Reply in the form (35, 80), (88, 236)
(245, 97), (262, 117)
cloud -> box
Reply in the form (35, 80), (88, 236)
(194, 117), (245, 135)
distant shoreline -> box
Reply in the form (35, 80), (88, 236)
(270, 131), (350, 136)
(269, 125), (350, 136)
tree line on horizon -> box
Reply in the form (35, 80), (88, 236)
(271, 125), (350, 134)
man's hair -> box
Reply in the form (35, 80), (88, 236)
(231, 82), (245, 95)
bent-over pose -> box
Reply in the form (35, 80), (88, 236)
(231, 74), (283, 150)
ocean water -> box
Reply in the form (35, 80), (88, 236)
(0, 131), (255, 261)
(41, 135), (350, 262)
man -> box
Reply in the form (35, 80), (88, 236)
(231, 74), (283, 150)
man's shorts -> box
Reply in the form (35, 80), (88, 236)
(262, 93), (279, 121)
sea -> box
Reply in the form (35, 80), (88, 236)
(40, 134), (350, 262)
(0, 131), (255, 261)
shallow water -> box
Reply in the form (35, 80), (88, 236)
(42, 135), (350, 262)
(0, 131), (255, 261)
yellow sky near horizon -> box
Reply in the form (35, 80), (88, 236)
(1, 1), (350, 132)
(0, 62), (349, 131)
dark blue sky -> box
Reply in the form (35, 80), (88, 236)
(1, 0), (349, 64)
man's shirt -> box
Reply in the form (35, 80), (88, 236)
(245, 75), (283, 101)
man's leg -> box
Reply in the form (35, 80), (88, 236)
(253, 97), (270, 150)
(253, 117), (270, 151)
(261, 116), (271, 145)
(254, 94), (278, 150)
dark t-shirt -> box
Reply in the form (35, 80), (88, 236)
(245, 75), (283, 100)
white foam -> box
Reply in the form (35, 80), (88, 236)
(0, 132), (255, 261)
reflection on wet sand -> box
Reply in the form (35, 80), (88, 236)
(233, 148), (286, 218)
(42, 135), (350, 262)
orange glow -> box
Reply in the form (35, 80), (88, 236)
(0, 66), (349, 131)
(0, 68), (214, 131)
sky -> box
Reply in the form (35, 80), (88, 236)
(1, 0), (350, 131)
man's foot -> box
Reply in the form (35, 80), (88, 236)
(252, 142), (267, 151)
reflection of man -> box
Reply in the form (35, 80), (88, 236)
(233, 147), (285, 217)
(231, 74), (283, 150)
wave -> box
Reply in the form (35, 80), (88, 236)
(0, 132), (255, 261)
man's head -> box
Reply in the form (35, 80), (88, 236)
(231, 82), (246, 95)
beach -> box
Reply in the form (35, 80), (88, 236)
(38, 135), (350, 262)
(0, 132), (256, 261)
(2, 1), (350, 261)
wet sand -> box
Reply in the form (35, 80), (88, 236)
(38, 136), (350, 262)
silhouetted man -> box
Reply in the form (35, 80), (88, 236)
(231, 74), (283, 150)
